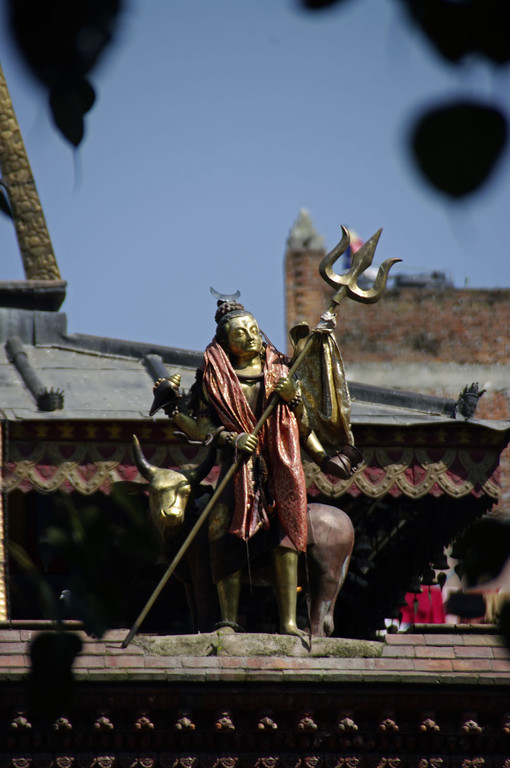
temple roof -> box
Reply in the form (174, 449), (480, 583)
(0, 307), (200, 421)
(1, 306), (508, 435)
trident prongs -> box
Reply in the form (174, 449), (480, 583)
(319, 226), (401, 307)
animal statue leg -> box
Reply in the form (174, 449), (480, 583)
(307, 557), (346, 637)
(271, 546), (302, 636)
(216, 570), (242, 627)
(306, 503), (354, 637)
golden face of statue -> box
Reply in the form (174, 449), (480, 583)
(224, 314), (262, 361)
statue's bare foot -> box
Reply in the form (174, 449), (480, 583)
(279, 622), (307, 638)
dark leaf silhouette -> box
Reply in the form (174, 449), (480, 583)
(49, 78), (96, 147)
(398, 0), (510, 65)
(410, 101), (508, 198)
(449, 518), (510, 648)
(7, 0), (122, 85)
(27, 631), (82, 722)
(8, 541), (59, 619)
(453, 518), (510, 587)
(7, 0), (122, 146)
(42, 490), (160, 637)
(299, 0), (351, 10)
(444, 591), (486, 619)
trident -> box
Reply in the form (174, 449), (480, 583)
(291, 226), (400, 367)
(320, 226), (399, 307)
(121, 226), (400, 647)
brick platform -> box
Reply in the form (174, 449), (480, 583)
(1, 627), (510, 683)
(2, 627), (510, 766)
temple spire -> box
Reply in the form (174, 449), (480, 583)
(286, 208), (324, 252)
(284, 209), (327, 343)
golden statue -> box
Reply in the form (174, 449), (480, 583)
(161, 294), (360, 635)
(123, 226), (399, 647)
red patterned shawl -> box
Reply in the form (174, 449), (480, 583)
(202, 340), (308, 551)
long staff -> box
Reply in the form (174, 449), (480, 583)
(121, 227), (398, 648)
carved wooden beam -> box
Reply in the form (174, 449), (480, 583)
(0, 61), (61, 281)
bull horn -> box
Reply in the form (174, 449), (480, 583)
(132, 434), (157, 480)
(185, 446), (216, 484)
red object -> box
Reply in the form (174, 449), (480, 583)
(401, 585), (446, 624)
(203, 340), (308, 551)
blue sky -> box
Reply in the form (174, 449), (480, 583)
(2, 0), (509, 353)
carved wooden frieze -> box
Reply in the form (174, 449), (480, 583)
(1, 684), (510, 768)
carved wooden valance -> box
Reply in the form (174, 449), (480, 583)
(3, 440), (500, 501)
(305, 447), (501, 500)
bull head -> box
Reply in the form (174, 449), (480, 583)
(132, 435), (216, 538)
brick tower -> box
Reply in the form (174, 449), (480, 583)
(283, 210), (510, 512)
(284, 209), (327, 348)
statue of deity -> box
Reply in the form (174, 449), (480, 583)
(153, 295), (361, 636)
(122, 226), (398, 648)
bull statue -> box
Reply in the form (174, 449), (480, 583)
(133, 435), (354, 637)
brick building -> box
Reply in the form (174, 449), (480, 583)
(285, 210), (510, 513)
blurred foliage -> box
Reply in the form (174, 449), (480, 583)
(9, 484), (160, 720)
(447, 517), (510, 648)
(10, 484), (160, 637)
(452, 517), (510, 587)
(27, 630), (82, 723)
(300, 0), (351, 9)
(9, 538), (82, 722)
(299, 0), (510, 199)
(42, 484), (160, 637)
(4, 0), (510, 193)
(9, 540), (60, 619)
(6, 0), (123, 146)
(299, 0), (510, 65)
(396, 0), (510, 65)
(411, 101), (507, 198)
